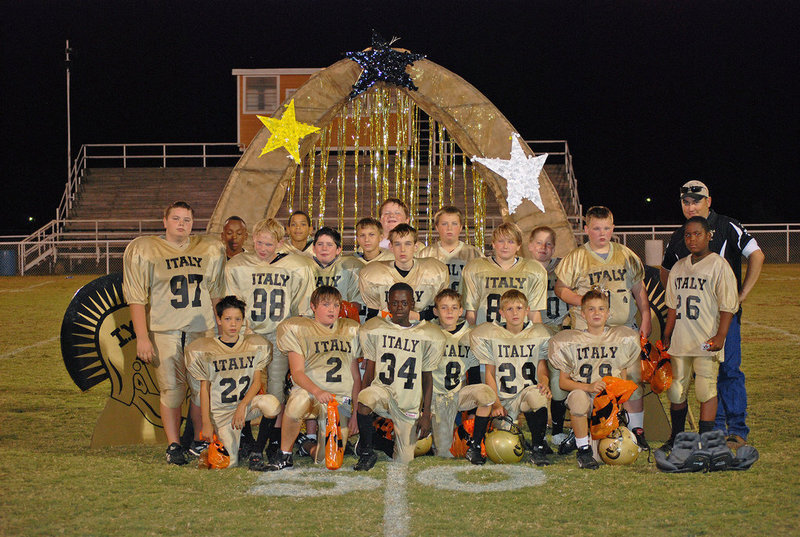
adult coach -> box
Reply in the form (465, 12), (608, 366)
(660, 180), (764, 449)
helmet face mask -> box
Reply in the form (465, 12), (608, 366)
(598, 426), (641, 465)
(484, 416), (526, 464)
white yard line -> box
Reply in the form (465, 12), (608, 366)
(0, 336), (59, 359)
(742, 321), (800, 343)
(0, 281), (55, 293)
(384, 463), (410, 537)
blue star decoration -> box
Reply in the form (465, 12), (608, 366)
(345, 32), (425, 98)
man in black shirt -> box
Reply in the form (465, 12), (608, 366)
(660, 181), (764, 449)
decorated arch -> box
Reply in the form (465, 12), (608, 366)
(209, 47), (576, 256)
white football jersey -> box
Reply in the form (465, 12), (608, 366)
(461, 257), (548, 324)
(312, 255), (363, 303)
(431, 321), (478, 396)
(418, 241), (484, 292)
(358, 257), (448, 312)
(548, 325), (640, 384)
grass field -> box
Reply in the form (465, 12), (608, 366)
(2, 266), (799, 537)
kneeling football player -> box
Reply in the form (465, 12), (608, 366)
(354, 283), (446, 470)
(470, 290), (553, 465)
(430, 288), (494, 461)
(268, 286), (362, 470)
(185, 296), (281, 469)
(548, 288), (641, 469)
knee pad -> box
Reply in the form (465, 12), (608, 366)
(253, 394), (282, 419)
(474, 384), (496, 406)
(159, 386), (187, 409)
(566, 390), (592, 417)
(284, 390), (314, 421)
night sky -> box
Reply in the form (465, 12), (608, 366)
(1, 0), (797, 234)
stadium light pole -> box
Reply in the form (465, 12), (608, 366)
(65, 40), (72, 191)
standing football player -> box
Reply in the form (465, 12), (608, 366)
(268, 286), (362, 470)
(123, 201), (226, 465)
(358, 224), (448, 321)
(430, 289), (494, 459)
(418, 206), (483, 292)
(462, 222), (547, 326)
(353, 217), (393, 263)
(225, 218), (316, 467)
(470, 290), (553, 466)
(279, 210), (314, 256)
(661, 216), (739, 448)
(354, 283), (446, 470)
(548, 288), (641, 469)
(221, 216), (248, 260)
(554, 206), (651, 448)
(528, 225), (570, 445)
(185, 296), (281, 469)
(311, 227), (363, 306)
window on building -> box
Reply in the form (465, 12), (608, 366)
(244, 76), (278, 113)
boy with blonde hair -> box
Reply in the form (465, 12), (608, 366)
(419, 205), (483, 292)
(470, 290), (553, 465)
(462, 222), (547, 326)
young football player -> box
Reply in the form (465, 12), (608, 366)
(279, 210), (314, 256)
(353, 217), (393, 263)
(311, 227), (363, 305)
(528, 225), (570, 444)
(462, 222), (547, 326)
(377, 197), (425, 251)
(354, 283), (446, 470)
(662, 216), (738, 448)
(548, 288), (641, 469)
(267, 286), (362, 470)
(225, 217), (316, 464)
(469, 290), (553, 466)
(430, 289), (495, 459)
(221, 216), (248, 260)
(185, 296), (281, 469)
(554, 206), (651, 447)
(358, 224), (448, 321)
(418, 205), (483, 292)
(122, 201), (226, 465)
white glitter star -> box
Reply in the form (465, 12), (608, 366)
(472, 133), (547, 214)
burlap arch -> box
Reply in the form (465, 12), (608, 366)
(208, 57), (575, 255)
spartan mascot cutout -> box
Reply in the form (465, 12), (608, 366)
(61, 273), (187, 447)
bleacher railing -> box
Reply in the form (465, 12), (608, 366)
(56, 143), (242, 223)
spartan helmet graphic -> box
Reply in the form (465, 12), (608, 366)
(61, 273), (168, 445)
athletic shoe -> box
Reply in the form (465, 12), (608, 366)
(465, 440), (486, 465)
(631, 427), (650, 450)
(266, 440), (280, 461)
(188, 439), (209, 457)
(166, 442), (188, 466)
(296, 433), (317, 457)
(551, 432), (569, 446)
(558, 430), (577, 455)
(576, 445), (599, 469)
(353, 450), (378, 471)
(266, 451), (294, 471)
(248, 452), (269, 472)
(529, 444), (552, 466)
(657, 436), (675, 454)
(726, 434), (747, 451)
(238, 433), (255, 461)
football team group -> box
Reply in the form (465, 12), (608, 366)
(121, 179), (762, 472)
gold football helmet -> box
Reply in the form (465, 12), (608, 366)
(415, 434), (433, 457)
(485, 417), (525, 464)
(599, 426), (641, 465)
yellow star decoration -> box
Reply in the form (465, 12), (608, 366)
(257, 99), (320, 163)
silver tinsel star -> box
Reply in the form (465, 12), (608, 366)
(472, 133), (548, 214)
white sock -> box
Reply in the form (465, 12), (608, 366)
(628, 411), (644, 430)
(576, 435), (590, 449)
(305, 433), (317, 441)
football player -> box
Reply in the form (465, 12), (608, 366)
(377, 197), (424, 251)
(268, 286), (362, 470)
(462, 222), (547, 326)
(279, 210), (314, 256)
(661, 216), (739, 449)
(548, 288), (641, 469)
(221, 216), (248, 260)
(185, 296), (281, 469)
(122, 201), (226, 465)
(418, 206), (483, 292)
(554, 206), (651, 448)
(528, 225), (570, 445)
(470, 290), (553, 466)
(353, 217), (393, 263)
(354, 283), (446, 470)
(225, 218), (316, 464)
(430, 289), (494, 460)
(358, 224), (448, 321)
(311, 227), (363, 306)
